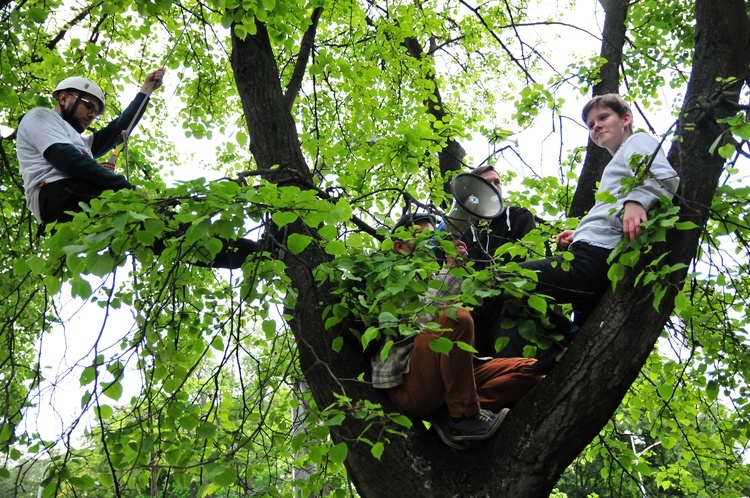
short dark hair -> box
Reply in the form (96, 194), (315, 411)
(581, 94), (633, 131)
(392, 211), (435, 233)
(470, 165), (497, 177)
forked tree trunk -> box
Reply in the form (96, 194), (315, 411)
(229, 0), (750, 495)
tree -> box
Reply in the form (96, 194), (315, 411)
(1, 0), (749, 496)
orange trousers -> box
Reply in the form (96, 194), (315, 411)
(388, 308), (542, 419)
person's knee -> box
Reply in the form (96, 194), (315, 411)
(439, 307), (474, 342)
(453, 307), (473, 328)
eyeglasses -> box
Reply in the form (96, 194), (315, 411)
(67, 93), (102, 116)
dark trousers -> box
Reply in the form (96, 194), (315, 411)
(39, 178), (104, 225)
(518, 242), (613, 323)
(37, 179), (258, 269)
(475, 242), (612, 358)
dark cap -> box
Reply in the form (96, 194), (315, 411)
(392, 211), (436, 233)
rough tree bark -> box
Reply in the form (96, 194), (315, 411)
(229, 0), (750, 495)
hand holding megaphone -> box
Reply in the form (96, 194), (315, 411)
(443, 173), (504, 235)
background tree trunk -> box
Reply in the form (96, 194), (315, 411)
(569, 0), (629, 218)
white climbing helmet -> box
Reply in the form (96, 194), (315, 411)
(52, 76), (105, 114)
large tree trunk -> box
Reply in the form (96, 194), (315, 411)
(229, 0), (750, 494)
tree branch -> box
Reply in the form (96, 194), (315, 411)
(284, 7), (323, 110)
(458, 0), (536, 84)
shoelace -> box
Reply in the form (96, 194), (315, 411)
(475, 410), (495, 423)
(478, 408), (497, 420)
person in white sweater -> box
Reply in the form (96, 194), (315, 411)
(513, 94), (680, 330)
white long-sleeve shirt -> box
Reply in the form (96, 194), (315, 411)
(573, 133), (680, 249)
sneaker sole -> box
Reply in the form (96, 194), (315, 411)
(427, 413), (470, 451)
(451, 407), (510, 441)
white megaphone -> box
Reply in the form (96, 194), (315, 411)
(443, 173), (504, 234)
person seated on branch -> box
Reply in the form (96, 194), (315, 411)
(460, 164), (537, 270)
(370, 211), (542, 447)
(16, 70), (258, 269)
(486, 94), (680, 366)
(451, 164), (541, 359)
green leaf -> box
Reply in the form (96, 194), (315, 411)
(378, 311), (399, 326)
(363, 327), (380, 350)
(62, 244), (90, 255)
(97, 404), (113, 420)
(325, 240), (348, 256)
(331, 336), (344, 352)
(208, 463), (237, 486)
(428, 336), (453, 354)
(237, 131), (248, 146)
(371, 442), (384, 460)
(162, 377), (182, 393)
(70, 276), (93, 299)
(379, 340), (394, 363)
(102, 380), (123, 401)
(87, 252), (116, 276)
(619, 250), (640, 267)
(456, 340), (477, 353)
(657, 383), (673, 399)
(80, 366), (97, 386)
(84, 227), (116, 245)
(675, 221), (698, 230)
(99, 472), (114, 487)
(527, 294), (547, 314)
(319, 223), (338, 240)
(179, 414), (199, 431)
(205, 236), (223, 256)
(708, 132), (724, 155)
(262, 319), (277, 340)
(287, 233), (312, 254)
(390, 414), (413, 428)
(324, 413), (346, 426)
(197, 422), (218, 439)
(706, 380), (719, 401)
(329, 199), (353, 223)
(272, 211), (298, 227)
(607, 263), (626, 290)
(634, 461), (652, 476)
(493, 336), (510, 354)
(717, 143), (735, 159)
(673, 291), (689, 312)
(42, 479), (57, 498)
(329, 442), (348, 464)
(309, 425), (330, 440)
(42, 274), (62, 295)
(80, 390), (91, 409)
(28, 7), (48, 22)
(661, 436), (677, 450)
(652, 284), (667, 310)
(522, 344), (538, 358)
